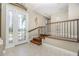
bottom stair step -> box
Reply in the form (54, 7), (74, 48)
(31, 40), (42, 45)
(33, 38), (42, 42)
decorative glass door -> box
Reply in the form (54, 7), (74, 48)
(8, 11), (13, 43)
(5, 4), (15, 48)
(16, 13), (27, 45)
(5, 4), (28, 48)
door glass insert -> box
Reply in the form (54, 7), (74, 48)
(9, 11), (13, 43)
(18, 14), (26, 41)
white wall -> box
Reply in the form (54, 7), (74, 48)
(69, 3), (79, 19)
(51, 10), (68, 22)
(28, 9), (46, 30)
(51, 3), (79, 22)
(27, 8), (47, 39)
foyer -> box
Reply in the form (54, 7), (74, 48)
(0, 3), (79, 56)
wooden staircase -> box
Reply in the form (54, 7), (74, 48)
(30, 34), (49, 45)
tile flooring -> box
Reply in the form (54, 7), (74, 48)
(1, 42), (77, 56)
(44, 38), (79, 53)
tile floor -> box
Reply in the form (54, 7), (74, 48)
(44, 38), (79, 53)
(1, 42), (77, 56)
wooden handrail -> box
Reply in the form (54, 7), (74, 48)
(28, 26), (46, 32)
(47, 19), (79, 25)
(28, 27), (39, 32)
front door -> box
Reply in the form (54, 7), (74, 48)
(5, 4), (28, 48)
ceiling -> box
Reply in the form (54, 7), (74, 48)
(24, 3), (68, 19)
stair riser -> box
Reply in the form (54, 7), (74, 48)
(33, 39), (42, 42)
(31, 40), (42, 45)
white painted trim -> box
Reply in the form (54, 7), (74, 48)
(0, 38), (3, 45)
(43, 43), (77, 56)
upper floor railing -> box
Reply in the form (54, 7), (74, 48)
(47, 19), (79, 42)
